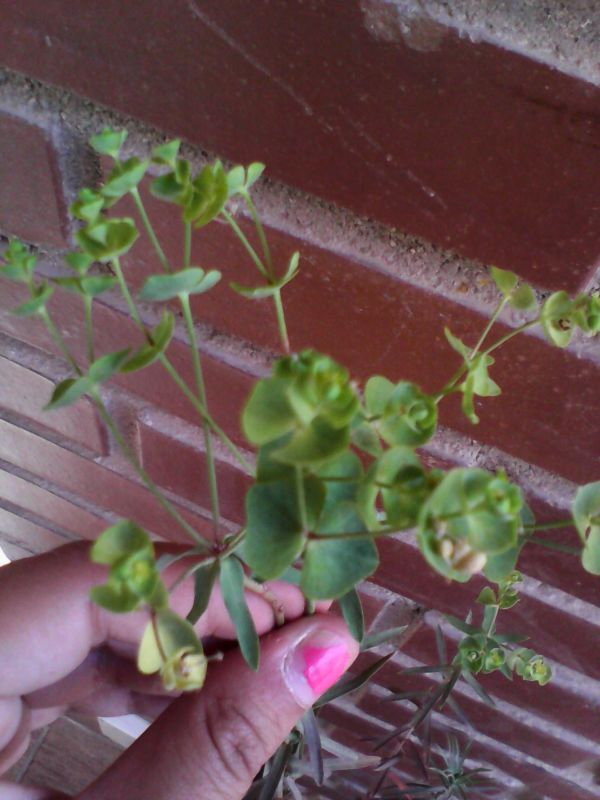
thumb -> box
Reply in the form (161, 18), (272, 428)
(79, 615), (359, 800)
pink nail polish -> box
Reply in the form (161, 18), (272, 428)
(284, 629), (351, 707)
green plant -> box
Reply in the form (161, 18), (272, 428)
(2, 127), (599, 797)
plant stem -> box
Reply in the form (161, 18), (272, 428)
(83, 296), (95, 363)
(525, 536), (581, 556)
(434, 317), (540, 403)
(131, 188), (171, 272)
(470, 297), (508, 360)
(40, 309), (81, 374)
(184, 220), (192, 269)
(180, 292), (221, 536)
(295, 466), (309, 533)
(92, 390), (209, 548)
(273, 289), (290, 353)
(221, 209), (269, 278)
(242, 191), (273, 279)
(111, 257), (254, 475)
(524, 520), (574, 532)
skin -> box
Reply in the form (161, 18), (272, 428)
(0, 542), (358, 799)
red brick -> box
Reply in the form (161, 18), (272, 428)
(0, 468), (106, 541)
(3, 3), (600, 290)
(0, 355), (105, 454)
(139, 422), (251, 525)
(0, 419), (213, 545)
(0, 111), (68, 247)
(0, 506), (70, 558)
(116, 192), (600, 486)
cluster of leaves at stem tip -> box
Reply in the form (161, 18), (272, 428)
(2, 126), (600, 795)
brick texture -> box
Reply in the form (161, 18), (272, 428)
(0, 5), (599, 797)
(0, 111), (68, 247)
(2, 2), (600, 290)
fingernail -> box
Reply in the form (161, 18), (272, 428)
(284, 628), (352, 707)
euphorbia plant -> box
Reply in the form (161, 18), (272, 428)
(2, 127), (599, 796)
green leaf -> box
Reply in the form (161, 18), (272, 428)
(226, 165), (246, 196)
(364, 375), (394, 417)
(12, 284), (54, 316)
(150, 172), (189, 204)
(314, 652), (393, 707)
(65, 251), (94, 273)
(242, 378), (296, 445)
(187, 163), (229, 227)
(510, 283), (536, 311)
(102, 157), (149, 199)
(301, 536), (378, 599)
(246, 162), (265, 188)
(575, 482), (600, 574)
(378, 381), (438, 447)
(230, 252), (299, 299)
(483, 544), (521, 582)
(244, 480), (307, 579)
(339, 588), (365, 642)
(76, 218), (139, 262)
(582, 530), (600, 575)
(477, 587), (497, 605)
(490, 266), (517, 296)
(91, 520), (153, 566)
(152, 140), (181, 169)
(90, 582), (139, 613)
(121, 311), (174, 372)
(82, 276), (118, 296)
(137, 608), (203, 675)
(44, 376), (93, 410)
(273, 418), (350, 466)
(360, 624), (409, 651)
(71, 188), (105, 223)
(540, 291), (575, 348)
(89, 128), (127, 159)
(187, 560), (220, 624)
(350, 419), (382, 456)
(139, 267), (221, 301)
(445, 615), (481, 636)
(88, 348), (131, 383)
(444, 327), (470, 359)
(220, 557), (260, 670)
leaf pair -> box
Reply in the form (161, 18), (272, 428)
(573, 481), (600, 575)
(364, 376), (438, 447)
(139, 267), (221, 302)
(244, 450), (378, 599)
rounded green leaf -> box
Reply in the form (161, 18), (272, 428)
(364, 375), (394, 417)
(90, 582), (140, 613)
(76, 218), (139, 262)
(139, 268), (220, 301)
(89, 128), (127, 159)
(509, 283), (536, 311)
(242, 378), (296, 445)
(301, 536), (378, 600)
(121, 311), (174, 372)
(490, 266), (518, 296)
(272, 418), (350, 466)
(152, 139), (181, 169)
(573, 481), (600, 574)
(379, 381), (438, 447)
(541, 291), (575, 348)
(12, 284), (54, 317)
(91, 520), (153, 566)
(102, 157), (149, 199)
(88, 348), (131, 383)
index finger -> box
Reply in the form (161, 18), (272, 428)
(0, 541), (315, 697)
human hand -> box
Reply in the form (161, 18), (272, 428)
(0, 542), (359, 799)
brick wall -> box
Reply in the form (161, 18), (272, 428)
(0, 2), (599, 797)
